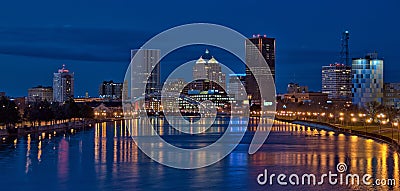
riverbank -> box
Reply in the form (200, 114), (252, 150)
(0, 119), (96, 141)
(277, 117), (400, 152)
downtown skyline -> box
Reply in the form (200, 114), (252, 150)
(1, 2), (400, 191)
(0, 0), (400, 97)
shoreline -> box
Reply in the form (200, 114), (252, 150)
(3, 117), (400, 154)
(0, 119), (96, 141)
(277, 118), (400, 153)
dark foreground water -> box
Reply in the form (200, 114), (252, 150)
(0, 118), (399, 191)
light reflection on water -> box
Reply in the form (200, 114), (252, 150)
(0, 118), (398, 191)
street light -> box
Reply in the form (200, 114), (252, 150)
(339, 117), (344, 127)
(394, 122), (400, 144)
(366, 118), (372, 134)
(351, 117), (357, 132)
(392, 121), (398, 143)
(329, 113), (334, 123)
(380, 120), (387, 135)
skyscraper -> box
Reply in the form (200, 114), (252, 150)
(322, 63), (352, 100)
(192, 49), (226, 90)
(352, 53), (384, 108)
(53, 64), (74, 103)
(131, 49), (161, 98)
(245, 34), (276, 106)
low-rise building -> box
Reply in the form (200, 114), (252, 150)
(287, 83), (308, 94)
(179, 90), (233, 113)
(99, 80), (123, 100)
(27, 86), (53, 103)
(383, 83), (400, 109)
(283, 92), (328, 104)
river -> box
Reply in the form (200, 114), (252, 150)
(0, 118), (398, 191)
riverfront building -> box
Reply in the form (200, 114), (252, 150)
(27, 86), (53, 103)
(99, 81), (123, 100)
(322, 63), (352, 101)
(245, 35), (276, 106)
(351, 53), (384, 108)
(383, 83), (400, 109)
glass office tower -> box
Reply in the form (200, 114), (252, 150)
(351, 53), (384, 108)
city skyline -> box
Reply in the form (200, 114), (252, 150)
(0, 43), (398, 101)
(1, 1), (400, 191)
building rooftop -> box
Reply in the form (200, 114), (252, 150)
(196, 49), (220, 64)
(57, 64), (70, 73)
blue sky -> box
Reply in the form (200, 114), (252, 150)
(0, 0), (399, 96)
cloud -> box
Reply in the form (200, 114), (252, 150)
(0, 26), (151, 62)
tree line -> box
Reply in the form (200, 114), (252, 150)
(0, 96), (94, 129)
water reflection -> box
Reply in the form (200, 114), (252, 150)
(0, 118), (398, 191)
(250, 121), (400, 190)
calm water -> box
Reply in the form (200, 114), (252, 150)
(0, 118), (399, 191)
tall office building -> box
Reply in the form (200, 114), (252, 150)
(53, 64), (74, 103)
(99, 80), (123, 100)
(352, 53), (384, 108)
(245, 34), (276, 105)
(192, 49), (226, 90)
(193, 57), (208, 80)
(28, 86), (53, 103)
(321, 63), (352, 100)
(131, 49), (161, 98)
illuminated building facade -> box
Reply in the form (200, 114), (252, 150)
(287, 82), (308, 94)
(178, 90), (233, 112)
(28, 86), (53, 103)
(99, 80), (123, 100)
(228, 74), (247, 103)
(383, 83), (400, 109)
(53, 64), (74, 103)
(131, 49), (161, 99)
(352, 53), (384, 107)
(322, 63), (352, 100)
(245, 34), (276, 106)
(192, 49), (226, 89)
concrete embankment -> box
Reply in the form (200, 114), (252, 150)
(279, 119), (400, 152)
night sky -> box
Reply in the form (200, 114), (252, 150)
(0, 0), (399, 97)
